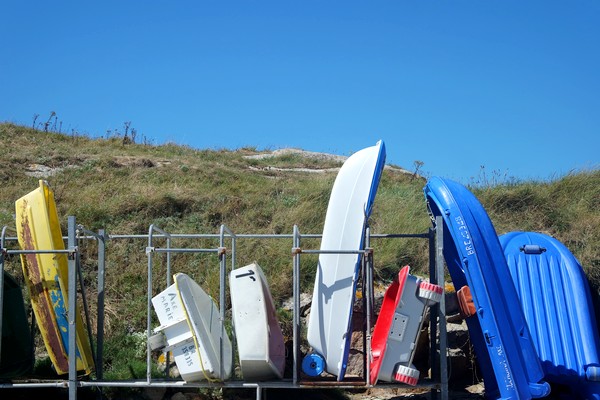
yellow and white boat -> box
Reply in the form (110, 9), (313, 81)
(15, 180), (94, 375)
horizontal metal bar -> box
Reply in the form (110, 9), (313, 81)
(150, 248), (220, 254)
(370, 233), (430, 239)
(0, 232), (430, 242)
(6, 249), (73, 255)
(0, 382), (69, 388)
(112, 233), (320, 240)
(296, 249), (370, 255)
(78, 379), (440, 390)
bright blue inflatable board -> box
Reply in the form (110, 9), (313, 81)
(500, 231), (600, 399)
(424, 177), (550, 400)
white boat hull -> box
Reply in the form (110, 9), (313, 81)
(306, 140), (386, 380)
(230, 263), (285, 380)
(152, 273), (232, 381)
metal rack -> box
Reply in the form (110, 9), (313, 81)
(0, 216), (448, 400)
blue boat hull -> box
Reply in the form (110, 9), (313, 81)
(500, 231), (600, 399)
(424, 177), (549, 399)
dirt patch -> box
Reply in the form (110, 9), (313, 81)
(244, 148), (348, 163)
(245, 148), (413, 175)
(111, 156), (171, 168)
(24, 163), (76, 178)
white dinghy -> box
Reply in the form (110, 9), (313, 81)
(230, 263), (286, 380)
(305, 140), (386, 380)
(151, 273), (232, 382)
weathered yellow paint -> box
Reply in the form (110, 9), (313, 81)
(15, 180), (94, 375)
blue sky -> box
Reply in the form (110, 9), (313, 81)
(1, 1), (598, 183)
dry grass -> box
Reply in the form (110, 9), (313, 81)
(1, 122), (598, 382)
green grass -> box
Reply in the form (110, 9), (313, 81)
(1, 122), (599, 385)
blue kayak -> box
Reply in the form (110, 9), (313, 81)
(500, 231), (600, 399)
(424, 177), (550, 399)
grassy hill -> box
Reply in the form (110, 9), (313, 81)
(1, 122), (599, 384)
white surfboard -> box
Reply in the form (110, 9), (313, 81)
(305, 140), (386, 380)
(230, 263), (285, 380)
(152, 273), (232, 381)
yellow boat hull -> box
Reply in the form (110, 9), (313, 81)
(15, 180), (94, 375)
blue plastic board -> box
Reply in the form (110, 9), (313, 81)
(500, 231), (600, 399)
(424, 177), (550, 400)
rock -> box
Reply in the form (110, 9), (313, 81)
(170, 393), (187, 400)
(142, 387), (167, 400)
(447, 312), (464, 324)
(282, 292), (312, 316)
(446, 319), (470, 342)
(445, 319), (477, 387)
(346, 309), (367, 378)
(413, 327), (430, 377)
(169, 391), (205, 400)
(465, 383), (485, 394)
(445, 291), (460, 315)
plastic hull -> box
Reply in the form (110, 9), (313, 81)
(152, 273), (232, 381)
(15, 180), (94, 375)
(370, 266), (442, 385)
(230, 263), (285, 380)
(501, 231), (600, 399)
(424, 177), (549, 399)
(306, 140), (385, 380)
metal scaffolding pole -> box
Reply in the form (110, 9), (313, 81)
(0, 224), (448, 399)
(0, 226), (7, 364)
(68, 216), (78, 400)
(292, 225), (301, 385)
(96, 229), (107, 381)
(435, 216), (448, 400)
(219, 224), (236, 380)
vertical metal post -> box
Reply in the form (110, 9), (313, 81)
(165, 235), (172, 379)
(0, 226), (6, 364)
(146, 225), (154, 384)
(230, 233), (237, 376)
(364, 227), (372, 386)
(219, 230), (225, 380)
(218, 225), (231, 380)
(68, 216), (78, 400)
(435, 216), (448, 400)
(166, 237), (172, 287)
(256, 384), (262, 400)
(428, 227), (438, 400)
(231, 235), (236, 271)
(292, 225), (301, 385)
(96, 229), (106, 380)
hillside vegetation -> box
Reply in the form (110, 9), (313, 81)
(1, 122), (598, 381)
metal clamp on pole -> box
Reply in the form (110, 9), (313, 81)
(218, 246), (227, 257)
(145, 246), (155, 255)
(291, 247), (302, 255)
(76, 224), (106, 241)
(68, 246), (79, 260)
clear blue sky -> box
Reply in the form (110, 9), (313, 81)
(1, 1), (598, 183)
